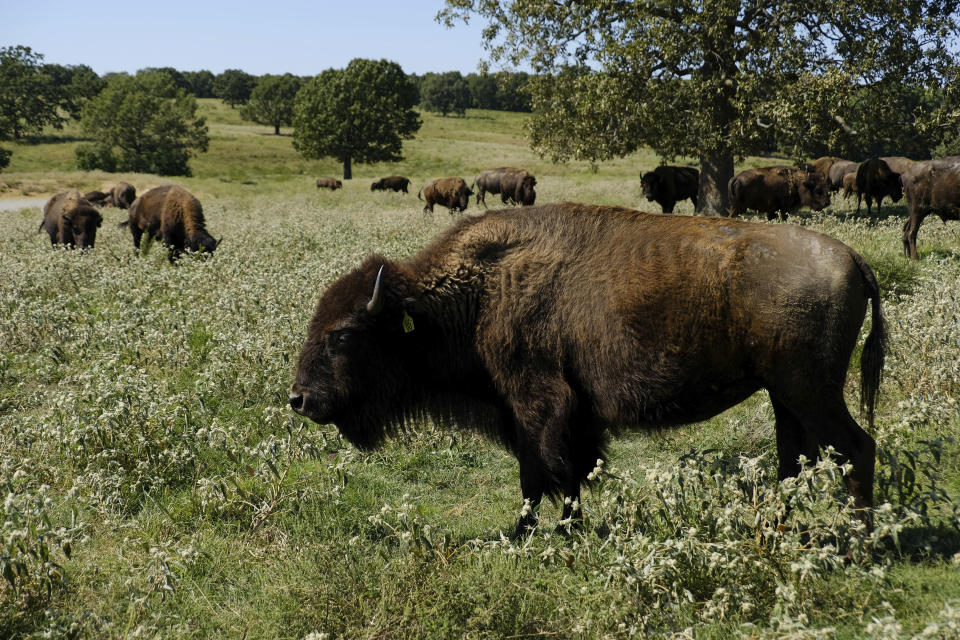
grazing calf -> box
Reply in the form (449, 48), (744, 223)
(316, 178), (342, 190)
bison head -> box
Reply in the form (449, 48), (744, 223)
(800, 173), (830, 212)
(516, 176), (537, 206)
(290, 260), (414, 449)
(61, 206), (103, 249)
(188, 232), (220, 255)
(640, 172), (660, 201)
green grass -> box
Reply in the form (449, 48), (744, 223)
(1, 101), (959, 639)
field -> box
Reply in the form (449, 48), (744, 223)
(1, 103), (959, 639)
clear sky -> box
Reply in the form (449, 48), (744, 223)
(2, 1), (496, 76)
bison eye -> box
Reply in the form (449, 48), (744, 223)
(327, 330), (349, 350)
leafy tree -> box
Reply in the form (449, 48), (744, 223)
(493, 71), (531, 112)
(0, 46), (64, 140)
(76, 72), (209, 176)
(183, 70), (216, 98)
(241, 73), (303, 134)
(138, 67), (190, 92)
(420, 71), (472, 116)
(466, 73), (499, 109)
(293, 58), (421, 180)
(441, 1), (960, 215)
(214, 69), (257, 108)
(42, 63), (104, 120)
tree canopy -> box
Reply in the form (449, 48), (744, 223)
(241, 73), (303, 134)
(293, 58), (421, 180)
(0, 46), (65, 141)
(76, 72), (209, 176)
(441, 1), (960, 215)
(420, 71), (472, 116)
(214, 69), (257, 108)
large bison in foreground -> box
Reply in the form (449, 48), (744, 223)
(418, 177), (473, 214)
(122, 185), (219, 262)
(640, 165), (699, 213)
(290, 203), (886, 536)
(728, 166), (830, 219)
(901, 156), (960, 259)
(39, 190), (103, 249)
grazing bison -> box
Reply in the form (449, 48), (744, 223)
(900, 156), (960, 259)
(810, 156), (842, 183)
(640, 165), (699, 213)
(83, 190), (111, 207)
(842, 172), (859, 200)
(109, 182), (137, 209)
(472, 167), (525, 206)
(499, 170), (537, 206)
(855, 158), (903, 216)
(728, 166), (830, 219)
(371, 176), (411, 193)
(316, 178), (342, 190)
(39, 190), (102, 249)
(290, 202), (886, 537)
(418, 177), (473, 214)
(123, 185), (219, 262)
(828, 160), (858, 192)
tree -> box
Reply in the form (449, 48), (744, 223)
(183, 70), (216, 98)
(0, 46), (64, 141)
(420, 71), (472, 116)
(42, 63), (104, 120)
(466, 73), (499, 109)
(241, 73), (303, 134)
(76, 72), (209, 176)
(293, 58), (421, 180)
(213, 69), (257, 108)
(138, 67), (190, 92)
(441, 2), (960, 215)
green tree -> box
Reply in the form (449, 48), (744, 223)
(420, 71), (472, 116)
(138, 67), (190, 92)
(241, 73), (303, 134)
(441, 1), (960, 215)
(42, 63), (104, 120)
(76, 72), (209, 176)
(0, 46), (64, 141)
(214, 69), (257, 108)
(183, 70), (216, 98)
(466, 72), (499, 109)
(293, 58), (421, 180)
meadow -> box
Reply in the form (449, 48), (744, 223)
(1, 103), (959, 639)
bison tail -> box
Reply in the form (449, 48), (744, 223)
(417, 188), (423, 201)
(853, 252), (887, 430)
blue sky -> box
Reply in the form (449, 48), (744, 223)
(3, 1), (495, 76)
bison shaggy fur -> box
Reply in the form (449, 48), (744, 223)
(640, 165), (699, 213)
(290, 202), (886, 536)
(728, 166), (830, 219)
(900, 156), (960, 259)
(418, 177), (473, 214)
(124, 185), (219, 262)
(39, 190), (102, 249)
(371, 176), (411, 193)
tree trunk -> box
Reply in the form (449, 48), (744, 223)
(343, 155), (352, 180)
(274, 123), (280, 135)
(696, 150), (735, 216)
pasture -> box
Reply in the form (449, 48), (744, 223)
(1, 104), (959, 638)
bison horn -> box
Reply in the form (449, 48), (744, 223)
(366, 265), (385, 315)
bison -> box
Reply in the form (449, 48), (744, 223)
(640, 165), (699, 213)
(84, 182), (137, 209)
(371, 176), (411, 193)
(855, 158), (903, 216)
(879, 156), (915, 176)
(828, 160), (858, 192)
(498, 170), (537, 206)
(39, 190), (102, 249)
(842, 172), (859, 200)
(122, 185), (219, 262)
(472, 167), (525, 206)
(316, 178), (343, 190)
(900, 156), (960, 259)
(418, 177), (473, 214)
(728, 166), (830, 219)
(290, 202), (886, 537)
(810, 156), (842, 183)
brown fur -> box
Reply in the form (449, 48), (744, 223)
(39, 190), (102, 249)
(855, 158), (903, 215)
(371, 176), (411, 193)
(124, 185), (219, 261)
(842, 172), (859, 199)
(472, 167), (525, 206)
(498, 170), (537, 206)
(640, 165), (699, 213)
(810, 156), (841, 183)
(901, 156), (960, 259)
(418, 177), (473, 214)
(291, 202), (886, 535)
(728, 166), (830, 219)
(879, 156), (915, 176)
(316, 177), (342, 190)
(110, 182), (137, 209)
(828, 160), (858, 192)
(84, 190), (111, 207)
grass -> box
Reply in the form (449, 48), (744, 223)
(1, 102), (959, 639)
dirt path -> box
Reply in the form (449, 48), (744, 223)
(0, 197), (47, 212)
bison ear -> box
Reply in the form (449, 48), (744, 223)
(366, 265), (385, 315)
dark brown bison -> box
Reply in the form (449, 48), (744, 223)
(728, 166), (830, 219)
(900, 156), (960, 259)
(855, 158), (903, 215)
(371, 176), (411, 193)
(472, 167), (524, 206)
(640, 165), (699, 213)
(828, 160), (859, 192)
(123, 185), (219, 262)
(498, 170), (537, 206)
(316, 178), (342, 190)
(39, 190), (102, 249)
(418, 177), (473, 214)
(109, 182), (137, 209)
(83, 190), (111, 207)
(290, 202), (886, 537)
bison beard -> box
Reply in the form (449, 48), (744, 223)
(290, 203), (886, 537)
